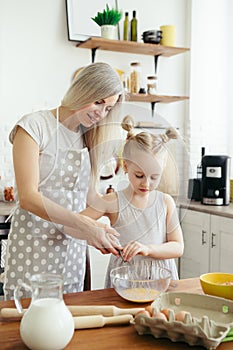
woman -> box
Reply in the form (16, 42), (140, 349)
(4, 62), (124, 300)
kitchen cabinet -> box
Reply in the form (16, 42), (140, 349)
(76, 37), (189, 116)
(179, 208), (233, 278)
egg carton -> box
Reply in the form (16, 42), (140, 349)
(134, 292), (233, 349)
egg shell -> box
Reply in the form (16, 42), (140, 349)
(135, 310), (151, 318)
(160, 308), (172, 320)
(153, 311), (167, 321)
(175, 310), (189, 322)
(145, 305), (153, 316)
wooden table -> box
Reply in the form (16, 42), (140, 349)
(0, 278), (232, 350)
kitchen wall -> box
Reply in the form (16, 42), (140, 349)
(0, 0), (189, 187)
(188, 0), (233, 176)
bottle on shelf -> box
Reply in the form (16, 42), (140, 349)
(130, 10), (138, 42)
(123, 12), (129, 41)
(197, 147), (205, 179)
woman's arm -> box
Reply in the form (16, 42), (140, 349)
(121, 193), (184, 261)
(80, 192), (118, 222)
(13, 126), (120, 255)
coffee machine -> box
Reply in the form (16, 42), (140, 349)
(201, 155), (231, 205)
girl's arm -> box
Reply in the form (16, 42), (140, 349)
(13, 126), (120, 255)
(122, 193), (184, 261)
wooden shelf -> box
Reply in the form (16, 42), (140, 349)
(76, 37), (189, 57)
(76, 37), (190, 116)
(128, 93), (189, 103)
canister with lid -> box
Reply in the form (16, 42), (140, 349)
(147, 75), (157, 95)
(129, 62), (141, 94)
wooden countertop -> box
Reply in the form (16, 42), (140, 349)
(0, 278), (232, 350)
(179, 201), (233, 219)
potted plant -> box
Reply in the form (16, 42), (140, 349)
(91, 4), (122, 40)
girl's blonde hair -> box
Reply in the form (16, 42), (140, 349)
(61, 62), (124, 183)
(121, 115), (180, 195)
(121, 115), (178, 157)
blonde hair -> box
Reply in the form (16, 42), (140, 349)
(121, 115), (178, 158)
(61, 62), (124, 183)
(121, 115), (180, 195)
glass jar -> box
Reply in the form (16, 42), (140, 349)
(147, 75), (157, 95)
(129, 62), (141, 93)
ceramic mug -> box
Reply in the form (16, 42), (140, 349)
(160, 25), (176, 46)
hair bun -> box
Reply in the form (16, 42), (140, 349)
(160, 127), (179, 143)
(121, 115), (135, 132)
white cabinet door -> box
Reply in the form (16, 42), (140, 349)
(210, 215), (233, 273)
(180, 209), (210, 278)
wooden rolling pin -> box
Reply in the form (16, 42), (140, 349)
(0, 305), (145, 319)
(73, 314), (133, 329)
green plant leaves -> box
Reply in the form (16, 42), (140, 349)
(91, 3), (122, 26)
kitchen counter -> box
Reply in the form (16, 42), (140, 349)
(2, 200), (233, 219)
(179, 201), (233, 219)
(0, 278), (232, 350)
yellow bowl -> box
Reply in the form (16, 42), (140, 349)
(200, 272), (233, 300)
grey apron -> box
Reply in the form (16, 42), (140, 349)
(4, 112), (91, 300)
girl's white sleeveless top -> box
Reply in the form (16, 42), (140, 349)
(105, 190), (178, 288)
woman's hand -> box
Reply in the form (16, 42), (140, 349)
(121, 241), (149, 261)
(64, 214), (122, 256)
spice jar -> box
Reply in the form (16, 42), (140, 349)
(129, 62), (141, 94)
(147, 75), (157, 95)
(106, 185), (115, 194)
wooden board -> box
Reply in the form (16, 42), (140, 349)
(76, 37), (190, 57)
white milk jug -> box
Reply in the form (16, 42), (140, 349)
(14, 273), (74, 350)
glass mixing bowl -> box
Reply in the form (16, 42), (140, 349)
(110, 263), (171, 303)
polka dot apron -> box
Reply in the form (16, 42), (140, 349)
(4, 111), (91, 300)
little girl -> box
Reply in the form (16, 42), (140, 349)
(81, 115), (184, 286)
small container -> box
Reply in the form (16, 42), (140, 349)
(138, 87), (146, 94)
(130, 62), (141, 94)
(160, 25), (176, 46)
(4, 186), (15, 202)
(106, 185), (115, 194)
(147, 75), (157, 95)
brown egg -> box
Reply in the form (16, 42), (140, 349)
(160, 308), (172, 320)
(135, 310), (151, 318)
(153, 311), (167, 321)
(145, 305), (153, 316)
(175, 310), (189, 322)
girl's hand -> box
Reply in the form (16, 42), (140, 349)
(122, 241), (149, 261)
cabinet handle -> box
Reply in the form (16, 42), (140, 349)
(201, 230), (207, 245)
(211, 233), (216, 248)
